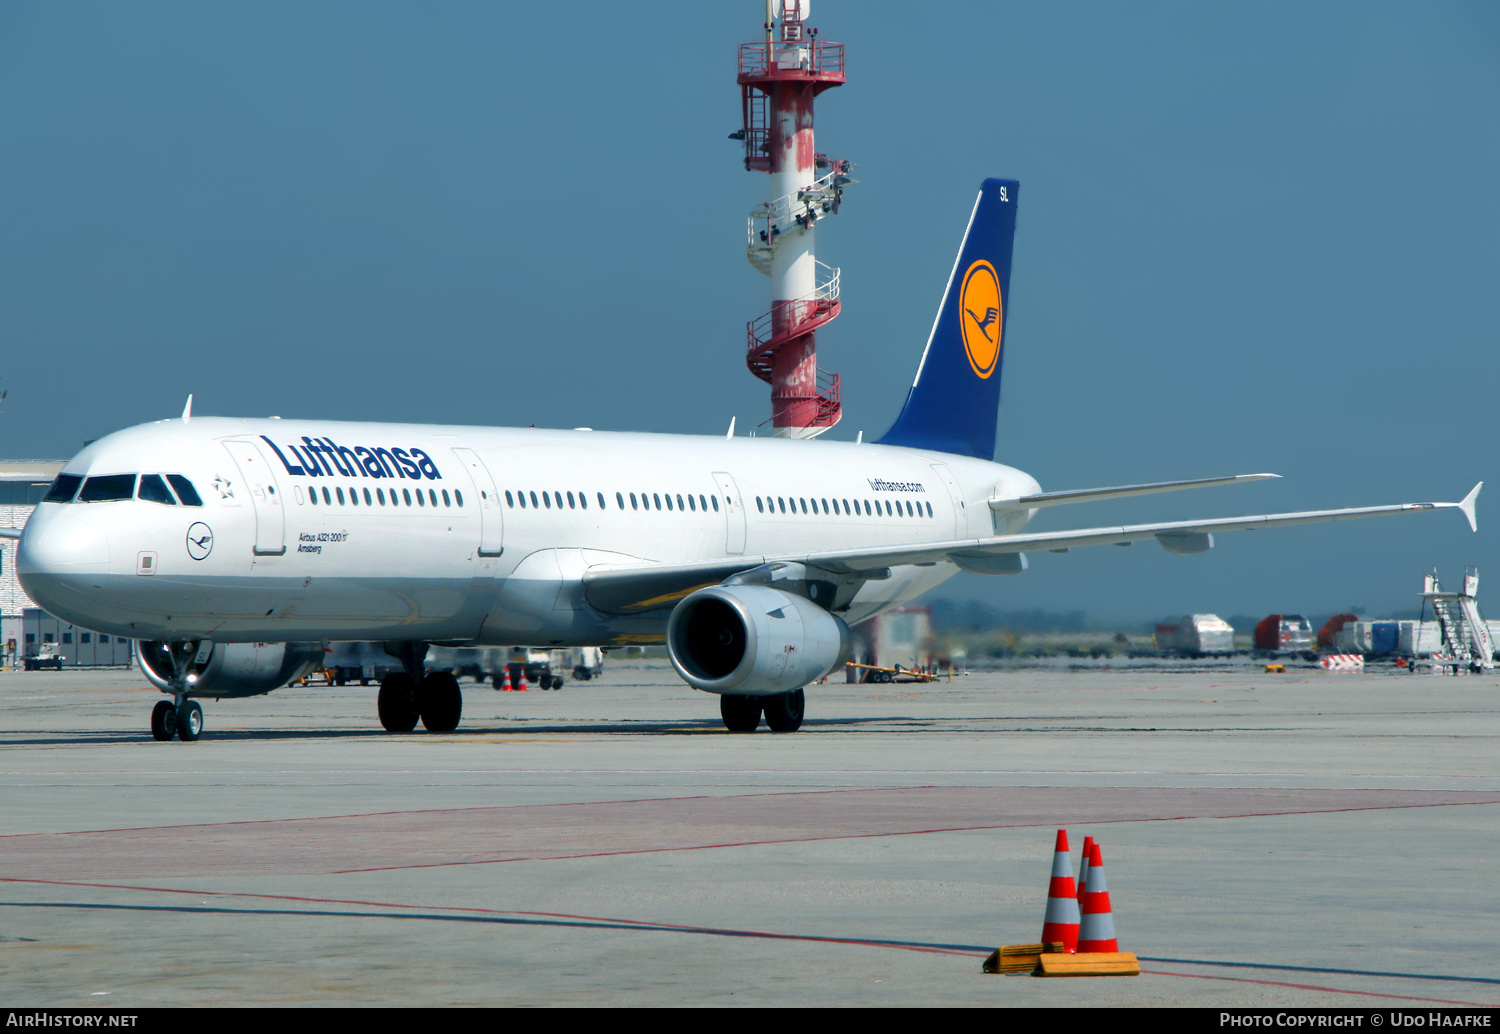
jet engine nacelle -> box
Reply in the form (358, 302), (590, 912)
(137, 640), (325, 699)
(666, 585), (851, 696)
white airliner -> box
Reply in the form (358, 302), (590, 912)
(6, 179), (1480, 741)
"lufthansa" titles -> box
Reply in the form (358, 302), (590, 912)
(260, 436), (443, 481)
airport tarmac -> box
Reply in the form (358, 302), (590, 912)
(0, 660), (1497, 1008)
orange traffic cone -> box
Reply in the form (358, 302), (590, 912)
(515, 669), (529, 692)
(1077, 841), (1119, 952)
(1077, 835), (1094, 902)
(1040, 829), (1080, 953)
(498, 669), (512, 692)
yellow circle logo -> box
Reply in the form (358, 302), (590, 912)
(959, 260), (1003, 379)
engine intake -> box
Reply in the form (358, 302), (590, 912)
(666, 585), (851, 696)
(137, 640), (325, 699)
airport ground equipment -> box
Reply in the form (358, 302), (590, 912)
(1253, 614), (1315, 656)
(22, 642), (61, 670)
(1035, 952), (1140, 977)
(1077, 835), (1095, 902)
(981, 942), (1065, 974)
(1419, 566), (1495, 672)
(1153, 614), (1234, 656)
(1320, 654), (1365, 671)
(1041, 829), (1081, 953)
(733, 1), (852, 437)
(1078, 842), (1119, 953)
(844, 661), (938, 684)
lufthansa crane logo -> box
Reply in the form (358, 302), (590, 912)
(186, 523), (214, 561)
(959, 259), (1003, 379)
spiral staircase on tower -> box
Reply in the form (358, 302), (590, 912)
(743, 160), (856, 436)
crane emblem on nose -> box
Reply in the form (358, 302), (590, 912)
(186, 523), (214, 561)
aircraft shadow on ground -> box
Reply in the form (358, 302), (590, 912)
(0, 716), (915, 746)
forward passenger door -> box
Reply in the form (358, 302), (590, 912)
(223, 440), (286, 556)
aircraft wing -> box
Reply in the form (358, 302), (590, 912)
(989, 472), (1279, 511)
(583, 483), (1480, 614)
(0, 527), (20, 540)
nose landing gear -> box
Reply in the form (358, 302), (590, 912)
(150, 641), (207, 742)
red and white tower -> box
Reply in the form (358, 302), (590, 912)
(735, 1), (853, 438)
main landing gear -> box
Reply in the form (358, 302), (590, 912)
(377, 642), (462, 733)
(719, 689), (805, 733)
(150, 641), (207, 742)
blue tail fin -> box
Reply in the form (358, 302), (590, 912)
(876, 178), (1018, 459)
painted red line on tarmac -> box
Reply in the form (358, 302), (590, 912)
(8, 876), (1495, 991)
(1144, 969), (1492, 1007)
(325, 799), (1500, 875)
(5, 787), (1498, 881)
(0, 877), (977, 957)
(0, 786), (908, 839)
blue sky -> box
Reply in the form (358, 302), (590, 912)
(1, 2), (1495, 622)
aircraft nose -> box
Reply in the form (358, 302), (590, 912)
(17, 514), (111, 610)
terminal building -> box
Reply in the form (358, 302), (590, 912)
(2, 461), (63, 663)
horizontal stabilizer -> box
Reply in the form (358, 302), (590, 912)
(991, 473), (1279, 511)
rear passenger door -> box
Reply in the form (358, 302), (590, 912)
(712, 472), (746, 555)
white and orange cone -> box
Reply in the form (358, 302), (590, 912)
(1040, 829), (1080, 952)
(1077, 835), (1094, 903)
(1077, 841), (1119, 953)
(515, 670), (528, 692)
(498, 669), (513, 692)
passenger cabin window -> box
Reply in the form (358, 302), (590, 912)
(505, 490), (514, 507)
(43, 474), (83, 503)
(711, 496), (719, 511)
(79, 475), (137, 502)
(137, 475), (176, 506)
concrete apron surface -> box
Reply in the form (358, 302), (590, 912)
(0, 661), (1496, 1007)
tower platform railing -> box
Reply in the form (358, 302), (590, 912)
(737, 40), (845, 82)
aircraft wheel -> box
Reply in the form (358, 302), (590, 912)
(720, 694), (762, 733)
(418, 671), (463, 732)
(551, 676), (565, 691)
(762, 689), (805, 733)
(151, 700), (176, 741)
(175, 699), (204, 742)
(378, 672), (420, 732)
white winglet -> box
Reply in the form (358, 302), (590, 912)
(726, 417), (736, 439)
(181, 394), (193, 423)
(1459, 482), (1482, 532)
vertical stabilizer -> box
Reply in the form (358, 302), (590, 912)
(877, 178), (1018, 459)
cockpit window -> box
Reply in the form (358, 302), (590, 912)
(166, 475), (204, 507)
(137, 474), (177, 506)
(78, 474), (138, 502)
(43, 474), (83, 503)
